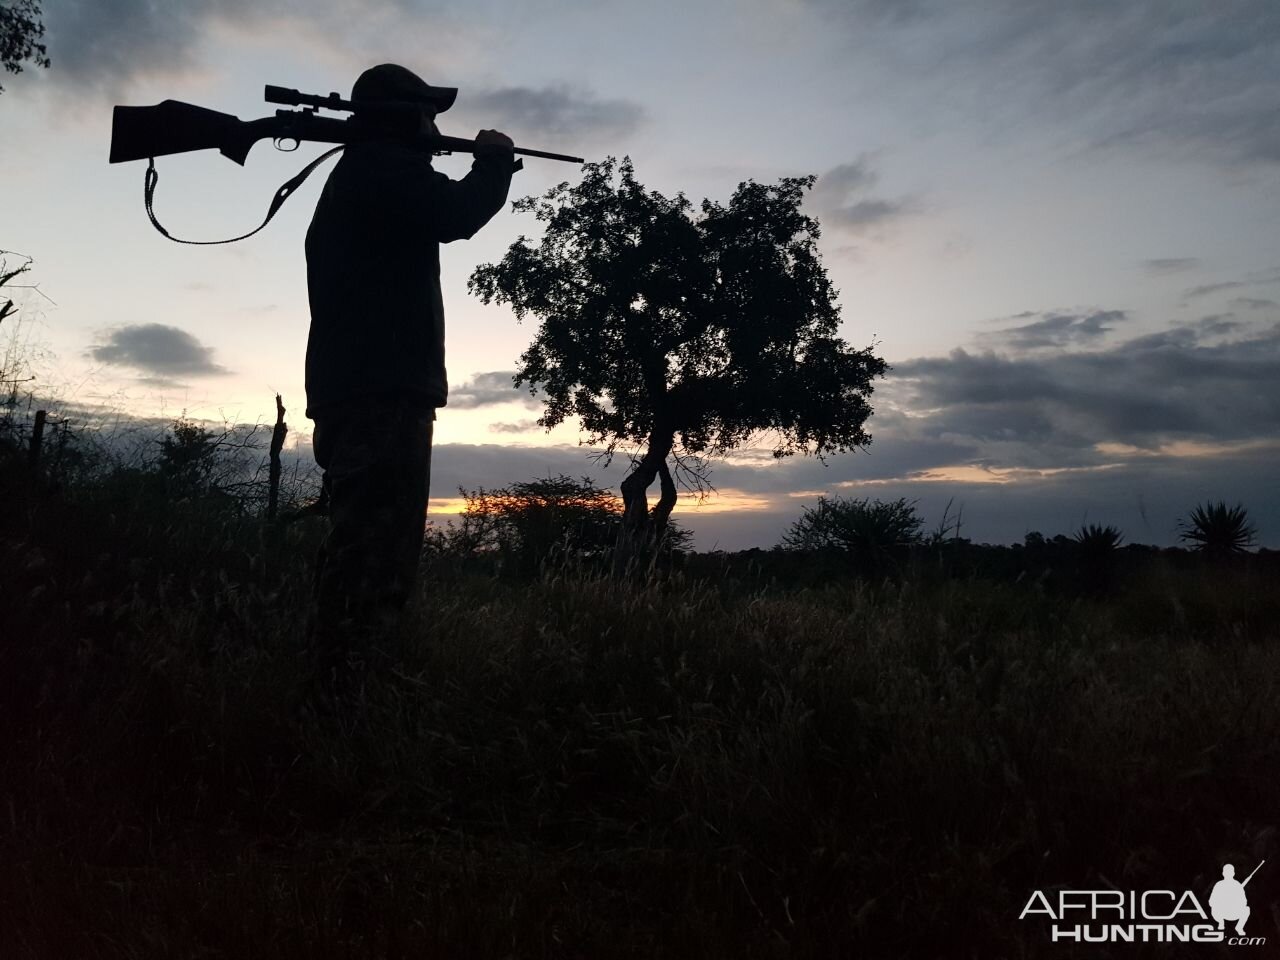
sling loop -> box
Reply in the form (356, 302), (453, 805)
(143, 146), (346, 244)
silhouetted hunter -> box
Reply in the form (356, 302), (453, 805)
(107, 69), (578, 693)
(305, 64), (517, 687)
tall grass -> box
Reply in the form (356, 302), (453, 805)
(3, 473), (1278, 958)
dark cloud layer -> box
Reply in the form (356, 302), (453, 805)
(448, 370), (542, 410)
(978, 309), (1128, 351)
(890, 317), (1280, 455)
(88, 323), (229, 378)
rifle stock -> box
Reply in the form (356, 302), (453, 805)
(110, 101), (276, 166)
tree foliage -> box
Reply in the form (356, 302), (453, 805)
(142, 415), (267, 509)
(0, 0), (50, 94)
(469, 157), (887, 556)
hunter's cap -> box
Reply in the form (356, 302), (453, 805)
(351, 63), (457, 113)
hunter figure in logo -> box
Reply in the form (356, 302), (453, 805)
(1209, 863), (1254, 936)
(304, 63), (516, 695)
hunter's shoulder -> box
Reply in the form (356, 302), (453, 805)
(342, 141), (438, 172)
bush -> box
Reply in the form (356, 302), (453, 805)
(426, 474), (692, 578)
(781, 496), (924, 578)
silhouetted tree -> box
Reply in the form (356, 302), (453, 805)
(146, 414), (266, 510)
(0, 0), (50, 94)
(469, 157), (887, 567)
(157, 416), (221, 490)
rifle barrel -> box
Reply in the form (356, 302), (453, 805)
(426, 132), (582, 164)
(1242, 859), (1265, 887)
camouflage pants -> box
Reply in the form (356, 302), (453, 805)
(310, 397), (435, 674)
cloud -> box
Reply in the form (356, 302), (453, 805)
(448, 370), (542, 410)
(87, 323), (230, 378)
(488, 419), (543, 434)
(1179, 269), (1280, 304)
(1192, 314), (1243, 338)
(40, 0), (260, 94)
(1183, 280), (1247, 300)
(807, 155), (917, 234)
(39, 0), (467, 97)
(1232, 298), (1280, 311)
(466, 86), (645, 141)
(1141, 258), (1200, 275)
(799, 0), (1280, 167)
(37, 0), (631, 132)
(889, 319), (1280, 455)
(1246, 266), (1280, 285)
(977, 309), (1128, 351)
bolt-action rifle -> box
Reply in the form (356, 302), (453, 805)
(109, 84), (584, 244)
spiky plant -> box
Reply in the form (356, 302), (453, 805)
(1074, 523), (1123, 553)
(1177, 501), (1257, 556)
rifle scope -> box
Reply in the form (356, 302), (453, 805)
(264, 85), (354, 112)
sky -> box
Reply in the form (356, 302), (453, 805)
(3, 0), (1279, 550)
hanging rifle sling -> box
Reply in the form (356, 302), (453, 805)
(143, 145), (346, 245)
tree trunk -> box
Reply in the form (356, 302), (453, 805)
(613, 428), (674, 577)
(651, 459), (677, 540)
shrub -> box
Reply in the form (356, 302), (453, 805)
(427, 474), (691, 577)
(781, 496), (924, 577)
(1178, 501), (1257, 556)
(1074, 523), (1123, 553)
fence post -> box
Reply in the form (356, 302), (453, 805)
(267, 394), (287, 520)
(28, 409), (46, 469)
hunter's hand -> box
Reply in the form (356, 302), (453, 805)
(473, 129), (514, 154)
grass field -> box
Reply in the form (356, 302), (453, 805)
(3, 462), (1278, 958)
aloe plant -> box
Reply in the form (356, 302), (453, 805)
(1177, 501), (1257, 555)
(1074, 523), (1124, 553)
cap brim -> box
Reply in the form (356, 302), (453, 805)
(422, 86), (457, 113)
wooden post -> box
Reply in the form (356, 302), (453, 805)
(28, 409), (46, 469)
(267, 394), (287, 520)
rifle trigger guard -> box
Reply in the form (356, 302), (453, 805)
(273, 136), (300, 152)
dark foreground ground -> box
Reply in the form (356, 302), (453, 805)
(2, 473), (1278, 958)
